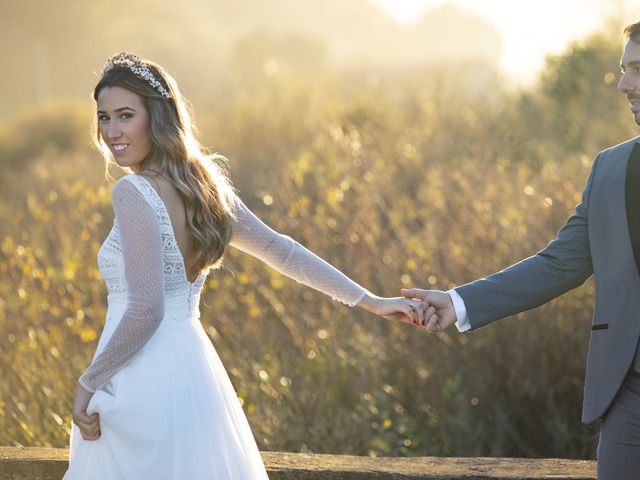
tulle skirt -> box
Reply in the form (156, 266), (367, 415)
(63, 310), (269, 479)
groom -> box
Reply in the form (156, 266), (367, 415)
(403, 22), (640, 480)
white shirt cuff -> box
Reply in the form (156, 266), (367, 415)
(448, 288), (471, 332)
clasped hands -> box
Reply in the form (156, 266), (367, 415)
(400, 289), (458, 332)
(358, 288), (457, 332)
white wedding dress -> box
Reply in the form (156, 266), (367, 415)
(63, 174), (368, 479)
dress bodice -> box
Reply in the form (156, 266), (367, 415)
(97, 175), (206, 320)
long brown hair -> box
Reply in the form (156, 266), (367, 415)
(93, 53), (236, 274)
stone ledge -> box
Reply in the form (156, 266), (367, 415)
(0, 446), (596, 479)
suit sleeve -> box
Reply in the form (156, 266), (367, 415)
(79, 178), (165, 392)
(455, 154), (600, 330)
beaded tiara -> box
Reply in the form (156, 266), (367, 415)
(101, 52), (172, 99)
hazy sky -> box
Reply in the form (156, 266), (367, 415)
(371, 0), (640, 82)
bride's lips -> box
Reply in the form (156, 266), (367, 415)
(111, 144), (130, 156)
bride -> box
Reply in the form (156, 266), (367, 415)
(63, 52), (435, 479)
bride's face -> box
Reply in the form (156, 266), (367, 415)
(97, 86), (152, 171)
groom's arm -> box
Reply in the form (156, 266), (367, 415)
(402, 154), (600, 332)
(453, 154), (600, 330)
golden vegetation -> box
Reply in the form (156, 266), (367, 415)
(0, 32), (636, 459)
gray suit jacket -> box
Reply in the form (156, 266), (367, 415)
(456, 135), (640, 424)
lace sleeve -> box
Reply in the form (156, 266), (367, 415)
(79, 178), (165, 393)
(228, 197), (368, 306)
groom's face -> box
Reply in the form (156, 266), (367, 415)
(619, 39), (640, 126)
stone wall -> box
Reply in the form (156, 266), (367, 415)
(0, 446), (596, 479)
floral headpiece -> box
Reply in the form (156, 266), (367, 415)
(101, 52), (172, 99)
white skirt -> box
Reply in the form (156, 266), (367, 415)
(63, 310), (269, 479)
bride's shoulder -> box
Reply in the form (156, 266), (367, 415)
(111, 175), (151, 206)
(113, 173), (138, 187)
(112, 175), (139, 193)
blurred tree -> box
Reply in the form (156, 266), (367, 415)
(228, 30), (327, 85)
(0, 101), (91, 178)
(2, 0), (502, 119)
(407, 4), (502, 68)
(535, 29), (634, 155)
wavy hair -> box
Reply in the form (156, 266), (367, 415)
(93, 53), (236, 275)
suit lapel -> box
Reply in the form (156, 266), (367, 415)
(625, 142), (640, 277)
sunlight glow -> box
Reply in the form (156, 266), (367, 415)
(370, 0), (640, 83)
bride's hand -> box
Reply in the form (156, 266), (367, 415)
(357, 293), (437, 327)
(72, 381), (101, 441)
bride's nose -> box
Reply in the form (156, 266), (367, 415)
(106, 121), (122, 139)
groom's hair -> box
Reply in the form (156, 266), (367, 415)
(624, 21), (640, 43)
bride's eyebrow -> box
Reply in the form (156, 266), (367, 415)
(97, 107), (136, 114)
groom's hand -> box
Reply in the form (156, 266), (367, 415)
(400, 289), (457, 333)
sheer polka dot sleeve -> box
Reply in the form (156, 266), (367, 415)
(228, 197), (368, 306)
(79, 178), (165, 393)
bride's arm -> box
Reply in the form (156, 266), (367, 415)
(78, 177), (166, 393)
(228, 197), (423, 323)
